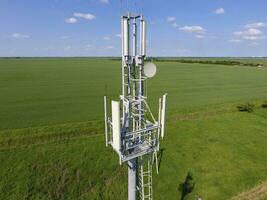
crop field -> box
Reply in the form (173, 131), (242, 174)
(0, 58), (267, 200)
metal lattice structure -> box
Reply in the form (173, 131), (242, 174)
(104, 13), (167, 200)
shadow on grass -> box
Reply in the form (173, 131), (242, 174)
(157, 148), (165, 172)
(178, 171), (195, 200)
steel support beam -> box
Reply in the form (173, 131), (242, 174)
(128, 159), (137, 200)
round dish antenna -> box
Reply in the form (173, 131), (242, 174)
(144, 62), (157, 78)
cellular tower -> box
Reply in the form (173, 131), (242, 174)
(104, 13), (167, 200)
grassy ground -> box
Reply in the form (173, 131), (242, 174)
(0, 58), (120, 130)
(0, 58), (267, 199)
(1, 58), (267, 130)
(156, 105), (267, 200)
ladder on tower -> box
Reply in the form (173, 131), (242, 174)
(138, 157), (153, 200)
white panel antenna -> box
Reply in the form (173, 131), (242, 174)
(161, 94), (167, 139)
(111, 101), (121, 152)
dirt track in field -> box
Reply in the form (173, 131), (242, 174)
(230, 181), (267, 200)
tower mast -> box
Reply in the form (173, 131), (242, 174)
(104, 13), (167, 200)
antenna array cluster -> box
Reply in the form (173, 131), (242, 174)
(104, 13), (167, 200)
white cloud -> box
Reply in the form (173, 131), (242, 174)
(61, 36), (69, 39)
(43, 46), (54, 51)
(105, 45), (116, 50)
(233, 22), (266, 42)
(177, 48), (189, 52)
(65, 17), (77, 24)
(248, 42), (260, 46)
(233, 28), (265, 40)
(85, 44), (95, 50)
(116, 33), (122, 38)
(100, 0), (109, 4)
(172, 22), (179, 28)
(167, 16), (176, 22)
(214, 8), (225, 14)
(195, 34), (205, 39)
(103, 36), (111, 40)
(64, 46), (72, 50)
(243, 35), (265, 40)
(234, 28), (262, 36)
(179, 26), (206, 34)
(73, 12), (96, 20)
(244, 22), (266, 29)
(12, 33), (30, 39)
(229, 39), (242, 43)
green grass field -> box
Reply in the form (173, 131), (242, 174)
(0, 58), (267, 200)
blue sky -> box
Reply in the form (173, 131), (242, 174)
(0, 0), (266, 57)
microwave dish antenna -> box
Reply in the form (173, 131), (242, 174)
(144, 62), (157, 78)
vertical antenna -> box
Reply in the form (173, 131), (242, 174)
(140, 15), (146, 57)
(122, 17), (129, 58)
(104, 96), (108, 146)
(133, 18), (137, 57)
